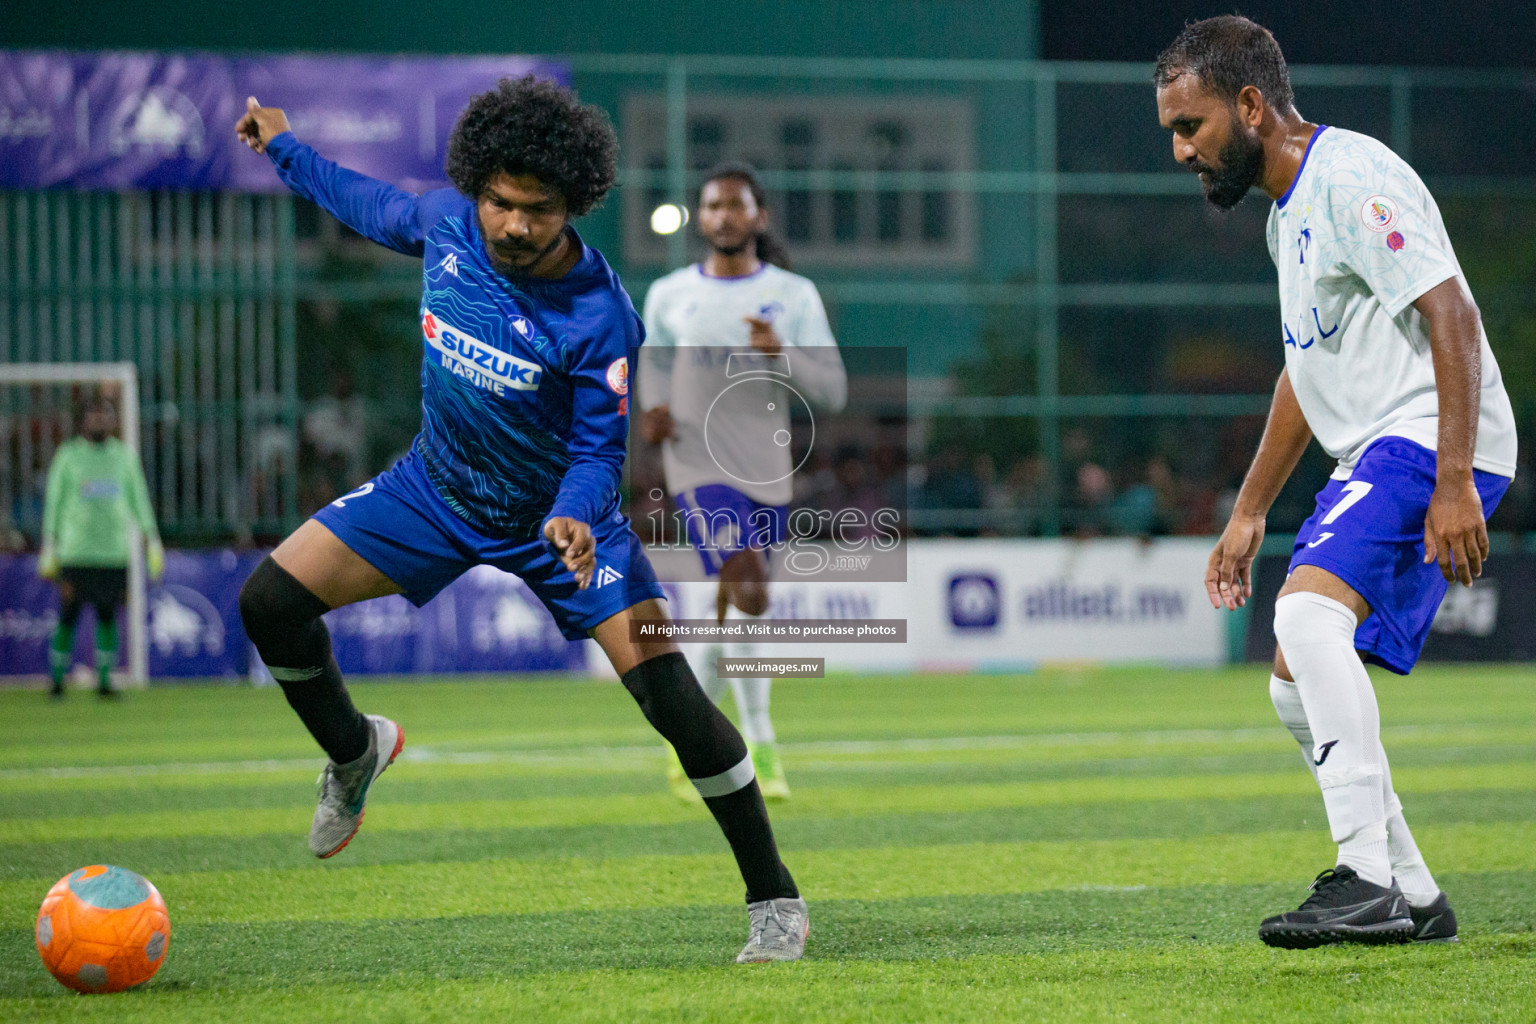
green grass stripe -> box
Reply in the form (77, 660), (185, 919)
(4, 874), (1533, 993)
(5, 721), (1536, 797)
(9, 759), (1536, 845)
(5, 930), (1536, 1024)
(6, 665), (1536, 768)
(6, 787), (1534, 880)
(4, 821), (1533, 926)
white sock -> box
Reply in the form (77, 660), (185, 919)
(1273, 592), (1391, 887)
(682, 642), (728, 702)
(719, 607), (776, 746)
(731, 676), (775, 745)
(1272, 669), (1438, 903)
(1381, 746), (1440, 906)
(1268, 673), (1319, 782)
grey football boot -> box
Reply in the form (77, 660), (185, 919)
(736, 897), (809, 963)
(309, 714), (404, 858)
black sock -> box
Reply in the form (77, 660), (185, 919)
(276, 655), (369, 765)
(621, 652), (798, 903)
(703, 783), (799, 903)
(239, 557), (369, 764)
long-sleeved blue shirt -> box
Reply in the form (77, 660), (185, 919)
(265, 133), (641, 538)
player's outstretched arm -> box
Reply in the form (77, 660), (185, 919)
(1207, 369), (1312, 611)
(1415, 277), (1488, 586)
(234, 96), (427, 257)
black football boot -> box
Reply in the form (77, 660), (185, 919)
(1259, 865), (1414, 949)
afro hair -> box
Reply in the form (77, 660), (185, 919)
(445, 75), (618, 218)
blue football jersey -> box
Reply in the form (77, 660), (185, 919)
(265, 133), (640, 538)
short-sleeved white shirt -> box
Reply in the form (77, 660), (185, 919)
(1267, 126), (1517, 479)
(640, 263), (847, 505)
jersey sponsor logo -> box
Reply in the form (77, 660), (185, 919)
(606, 357), (629, 395)
(422, 308), (543, 395)
(1360, 194), (1399, 233)
(438, 253), (460, 277)
(593, 565), (625, 588)
(80, 479), (121, 499)
(1386, 231), (1405, 252)
(1297, 225), (1312, 264)
(1312, 739), (1340, 766)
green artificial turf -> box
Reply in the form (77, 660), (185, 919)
(2, 666), (1533, 1022)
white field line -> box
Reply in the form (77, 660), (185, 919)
(0, 723), (1472, 782)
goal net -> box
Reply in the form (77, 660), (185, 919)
(0, 362), (149, 686)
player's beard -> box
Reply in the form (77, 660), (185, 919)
(708, 229), (756, 258)
(1194, 117), (1264, 210)
(488, 228), (568, 276)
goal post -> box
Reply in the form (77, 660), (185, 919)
(0, 362), (148, 687)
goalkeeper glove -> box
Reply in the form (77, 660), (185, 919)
(147, 538), (165, 581)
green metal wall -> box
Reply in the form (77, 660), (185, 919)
(0, 1), (1040, 60)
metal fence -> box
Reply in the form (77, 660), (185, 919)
(4, 57), (1534, 540)
(1, 191), (296, 541)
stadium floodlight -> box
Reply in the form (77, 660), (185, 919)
(0, 362), (148, 687)
(650, 203), (689, 235)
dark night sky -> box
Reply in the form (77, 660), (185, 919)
(1043, 1), (1536, 67)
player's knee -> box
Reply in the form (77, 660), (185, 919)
(1273, 591), (1357, 658)
(621, 652), (746, 776)
(731, 582), (769, 617)
(239, 556), (330, 656)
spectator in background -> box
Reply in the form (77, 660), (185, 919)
(39, 396), (163, 698)
(987, 455), (1042, 536)
(824, 445), (887, 539)
(1111, 456), (1178, 537)
(918, 443), (984, 512)
(302, 369), (370, 495)
(1071, 461), (1116, 537)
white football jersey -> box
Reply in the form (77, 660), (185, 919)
(640, 263), (847, 505)
(1267, 126), (1516, 479)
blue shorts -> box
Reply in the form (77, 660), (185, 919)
(1288, 437), (1510, 675)
(314, 450), (664, 640)
(674, 484), (787, 576)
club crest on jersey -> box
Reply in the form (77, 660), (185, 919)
(1360, 194), (1398, 233)
(606, 357), (629, 396)
(421, 308), (543, 395)
(510, 315), (535, 340)
(593, 565), (624, 588)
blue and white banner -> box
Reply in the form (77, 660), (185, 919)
(0, 51), (566, 191)
(0, 552), (585, 679)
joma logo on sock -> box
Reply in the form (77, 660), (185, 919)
(1313, 740), (1340, 766)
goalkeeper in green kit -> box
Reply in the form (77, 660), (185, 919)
(39, 396), (163, 697)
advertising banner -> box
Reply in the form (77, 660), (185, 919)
(906, 538), (1228, 669)
(635, 539), (1225, 674)
(0, 51), (566, 191)
(0, 552), (585, 679)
